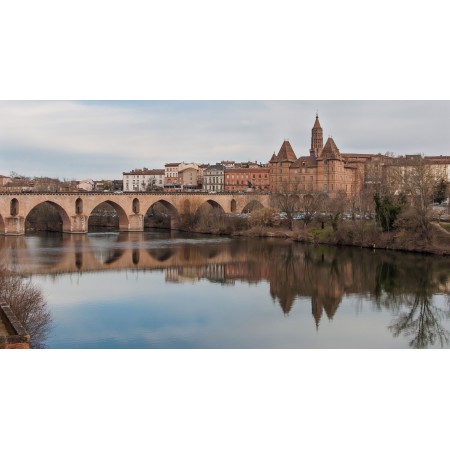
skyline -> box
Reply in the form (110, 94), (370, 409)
(1, 100), (449, 181)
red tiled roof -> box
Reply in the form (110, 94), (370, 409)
(291, 156), (315, 168)
(276, 140), (297, 162)
(320, 137), (341, 159)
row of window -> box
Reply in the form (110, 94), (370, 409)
(226, 174), (268, 179)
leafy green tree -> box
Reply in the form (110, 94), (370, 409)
(433, 179), (448, 204)
(374, 194), (405, 232)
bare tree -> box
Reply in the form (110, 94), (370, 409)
(0, 267), (52, 348)
(325, 191), (348, 231)
(387, 155), (443, 241)
(270, 191), (301, 230)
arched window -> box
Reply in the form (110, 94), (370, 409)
(76, 198), (83, 214)
(231, 199), (236, 213)
(10, 198), (19, 216)
(132, 198), (140, 214)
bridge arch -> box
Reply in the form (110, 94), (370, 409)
(194, 199), (226, 215)
(87, 200), (130, 231)
(241, 199), (264, 214)
(0, 214), (5, 234)
(25, 200), (72, 233)
(145, 199), (180, 229)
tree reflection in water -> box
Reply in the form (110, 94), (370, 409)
(388, 292), (450, 348)
(0, 267), (52, 349)
(374, 256), (450, 348)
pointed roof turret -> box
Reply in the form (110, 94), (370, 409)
(276, 140), (297, 162)
(313, 112), (322, 130)
(320, 137), (341, 159)
(269, 152), (278, 163)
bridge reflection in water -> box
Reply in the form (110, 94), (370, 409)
(2, 230), (450, 349)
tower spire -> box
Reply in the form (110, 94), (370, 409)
(310, 113), (323, 157)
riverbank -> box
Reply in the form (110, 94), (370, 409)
(229, 220), (450, 256)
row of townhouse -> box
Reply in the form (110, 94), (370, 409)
(206, 162), (270, 193)
(123, 161), (270, 193)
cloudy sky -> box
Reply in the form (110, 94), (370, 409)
(1, 100), (449, 180)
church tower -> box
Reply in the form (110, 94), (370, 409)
(310, 113), (323, 158)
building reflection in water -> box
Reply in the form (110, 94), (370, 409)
(1, 231), (450, 348)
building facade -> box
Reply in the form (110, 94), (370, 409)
(268, 115), (359, 197)
(224, 165), (270, 192)
(179, 166), (199, 190)
(203, 164), (224, 192)
(123, 168), (164, 192)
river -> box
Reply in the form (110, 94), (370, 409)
(1, 230), (450, 348)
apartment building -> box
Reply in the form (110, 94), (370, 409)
(203, 164), (224, 192)
(123, 168), (164, 192)
(224, 165), (270, 192)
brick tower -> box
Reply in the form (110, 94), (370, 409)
(310, 113), (323, 158)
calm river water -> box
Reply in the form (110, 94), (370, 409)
(2, 230), (450, 349)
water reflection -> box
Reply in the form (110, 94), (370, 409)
(1, 231), (450, 348)
(389, 293), (450, 348)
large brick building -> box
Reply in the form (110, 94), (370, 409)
(224, 165), (270, 193)
(268, 115), (359, 196)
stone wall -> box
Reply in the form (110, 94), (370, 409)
(0, 301), (30, 349)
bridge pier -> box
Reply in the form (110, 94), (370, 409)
(170, 216), (181, 230)
(3, 216), (25, 235)
(127, 214), (144, 232)
(69, 215), (88, 233)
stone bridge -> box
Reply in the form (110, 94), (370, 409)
(0, 192), (270, 235)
